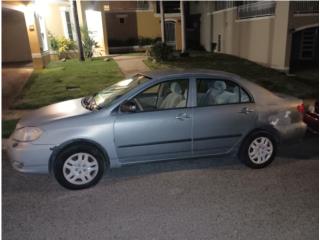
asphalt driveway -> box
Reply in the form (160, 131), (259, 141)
(3, 134), (318, 240)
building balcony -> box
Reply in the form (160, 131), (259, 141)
(237, 1), (276, 19)
(293, 1), (319, 15)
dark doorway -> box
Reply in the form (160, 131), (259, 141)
(186, 14), (201, 50)
(290, 26), (319, 73)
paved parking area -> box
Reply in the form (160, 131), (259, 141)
(3, 134), (318, 240)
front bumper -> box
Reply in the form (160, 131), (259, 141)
(6, 137), (54, 174)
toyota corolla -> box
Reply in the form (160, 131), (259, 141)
(7, 70), (306, 189)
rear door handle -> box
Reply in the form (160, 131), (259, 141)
(239, 107), (254, 114)
(176, 113), (191, 120)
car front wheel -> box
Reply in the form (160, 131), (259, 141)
(54, 144), (105, 190)
(239, 132), (276, 169)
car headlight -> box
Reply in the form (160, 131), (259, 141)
(12, 127), (43, 142)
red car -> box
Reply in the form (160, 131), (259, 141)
(304, 101), (319, 133)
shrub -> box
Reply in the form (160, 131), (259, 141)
(58, 37), (77, 58)
(148, 41), (173, 61)
(81, 27), (99, 59)
(108, 37), (161, 47)
(48, 32), (77, 59)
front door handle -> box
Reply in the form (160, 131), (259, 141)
(176, 113), (191, 120)
(238, 107), (254, 114)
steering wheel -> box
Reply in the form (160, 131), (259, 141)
(133, 98), (143, 111)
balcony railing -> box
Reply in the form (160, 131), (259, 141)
(293, 1), (319, 14)
(237, 1), (276, 19)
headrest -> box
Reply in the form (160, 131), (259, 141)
(214, 81), (226, 92)
(170, 82), (182, 94)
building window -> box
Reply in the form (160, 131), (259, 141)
(137, 0), (149, 10)
(218, 34), (221, 52)
(214, 1), (236, 11)
(165, 21), (176, 45)
(156, 1), (180, 14)
(38, 15), (48, 51)
(119, 18), (125, 24)
(65, 11), (73, 40)
(61, 8), (74, 40)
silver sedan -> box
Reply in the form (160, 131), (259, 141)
(7, 70), (306, 189)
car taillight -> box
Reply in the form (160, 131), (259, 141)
(297, 103), (304, 113)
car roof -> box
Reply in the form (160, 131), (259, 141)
(141, 69), (241, 81)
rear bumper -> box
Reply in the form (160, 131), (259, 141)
(6, 137), (54, 174)
(278, 122), (307, 143)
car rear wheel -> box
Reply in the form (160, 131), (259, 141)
(54, 144), (105, 190)
(239, 132), (276, 169)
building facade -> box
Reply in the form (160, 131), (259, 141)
(2, 0), (185, 68)
(192, 1), (319, 72)
(104, 1), (183, 52)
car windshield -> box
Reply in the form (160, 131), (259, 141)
(83, 74), (151, 110)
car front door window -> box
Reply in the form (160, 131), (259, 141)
(132, 79), (189, 112)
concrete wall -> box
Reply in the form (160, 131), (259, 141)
(291, 14), (319, 31)
(136, 11), (161, 38)
(212, 7), (277, 68)
(45, 2), (67, 38)
(2, 8), (32, 63)
(106, 12), (138, 41)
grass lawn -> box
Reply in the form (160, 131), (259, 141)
(14, 58), (123, 109)
(2, 119), (19, 138)
(144, 53), (318, 99)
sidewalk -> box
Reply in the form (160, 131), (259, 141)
(113, 55), (150, 77)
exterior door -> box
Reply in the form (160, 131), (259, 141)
(114, 78), (191, 163)
(192, 78), (257, 156)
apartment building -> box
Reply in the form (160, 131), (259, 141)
(2, 0), (186, 68)
(192, 1), (319, 72)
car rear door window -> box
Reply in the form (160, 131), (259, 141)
(196, 79), (251, 107)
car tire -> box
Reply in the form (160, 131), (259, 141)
(54, 144), (105, 190)
(239, 131), (277, 169)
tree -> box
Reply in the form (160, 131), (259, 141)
(72, 0), (85, 61)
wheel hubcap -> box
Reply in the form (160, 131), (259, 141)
(248, 137), (273, 164)
(63, 153), (99, 185)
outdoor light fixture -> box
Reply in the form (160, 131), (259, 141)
(28, 25), (35, 31)
(104, 4), (110, 11)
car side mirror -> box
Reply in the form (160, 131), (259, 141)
(120, 100), (137, 113)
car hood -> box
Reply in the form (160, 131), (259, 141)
(17, 98), (91, 128)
